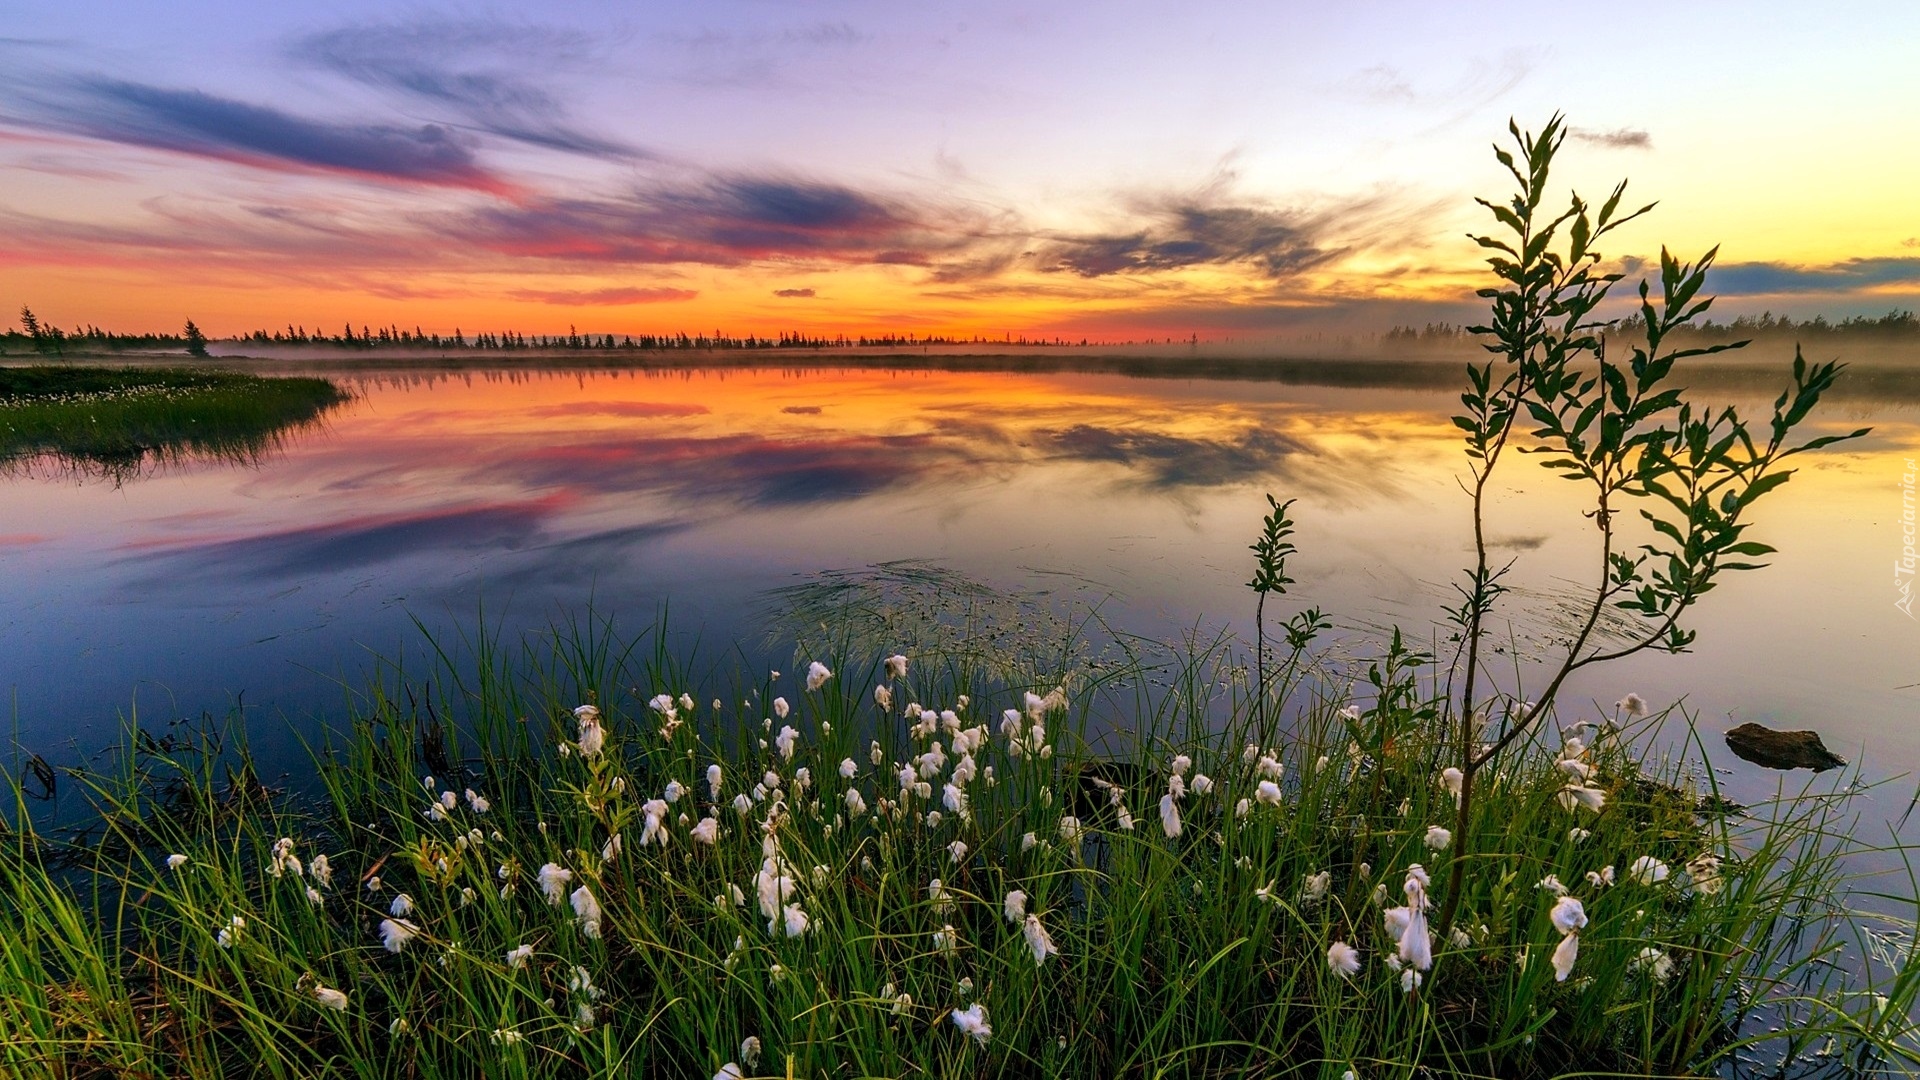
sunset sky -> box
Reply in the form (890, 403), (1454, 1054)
(3, 1), (1916, 341)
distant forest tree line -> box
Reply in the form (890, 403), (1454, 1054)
(1386, 308), (1920, 346)
(6, 304), (1917, 358)
(1, 307), (1104, 355)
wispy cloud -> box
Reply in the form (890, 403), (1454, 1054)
(453, 173), (992, 269)
(1712, 257), (1920, 295)
(297, 20), (643, 161)
(774, 288), (816, 298)
(1570, 127), (1652, 150)
(11, 77), (510, 192)
(1033, 198), (1343, 280)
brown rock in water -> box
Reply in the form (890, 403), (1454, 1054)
(1724, 723), (1848, 772)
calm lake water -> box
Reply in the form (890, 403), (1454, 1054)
(5, 353), (1918, 820)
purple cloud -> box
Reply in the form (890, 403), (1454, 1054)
(18, 78), (511, 192)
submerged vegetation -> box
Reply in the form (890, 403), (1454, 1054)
(0, 365), (349, 482)
(2, 118), (1917, 1079)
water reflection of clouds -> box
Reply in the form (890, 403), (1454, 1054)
(124, 494), (574, 579)
(1039, 424), (1309, 490)
(506, 433), (992, 507)
(367, 401), (711, 425)
(116, 373), (1459, 591)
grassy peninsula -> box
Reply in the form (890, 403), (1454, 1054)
(0, 365), (349, 482)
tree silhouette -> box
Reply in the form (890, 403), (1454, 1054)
(183, 319), (208, 358)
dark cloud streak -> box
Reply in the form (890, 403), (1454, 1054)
(1713, 257), (1920, 295)
(1570, 127), (1652, 149)
(1029, 198), (1354, 281)
(455, 173), (990, 269)
(16, 77), (509, 191)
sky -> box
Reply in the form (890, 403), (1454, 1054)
(3, 1), (1917, 341)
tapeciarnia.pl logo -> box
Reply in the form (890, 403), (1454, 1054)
(1899, 458), (1917, 618)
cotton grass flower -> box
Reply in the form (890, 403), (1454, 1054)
(389, 893), (414, 917)
(740, 1035), (763, 1068)
(1022, 914), (1058, 966)
(951, 1002), (991, 1046)
(1557, 758), (1596, 781)
(1439, 767), (1463, 800)
(1159, 792), (1183, 838)
(641, 798), (671, 846)
(539, 863), (573, 904)
(1302, 870), (1331, 902)
(1548, 895), (1587, 982)
(1424, 825), (1452, 851)
(166, 853), (188, 870)
(506, 944), (534, 970)
(1058, 816), (1083, 845)
(1631, 946), (1674, 981)
(775, 725), (798, 760)
(573, 704), (605, 757)
(379, 918), (419, 953)
(1327, 941), (1361, 977)
(216, 915), (245, 949)
(806, 661), (833, 691)
(780, 903), (810, 938)
(1686, 851), (1723, 895)
(312, 985), (349, 1011)
(1255, 780), (1282, 806)
(1004, 889), (1028, 924)
(268, 837), (302, 878)
(1557, 784), (1607, 812)
(691, 817), (720, 844)
(1629, 856), (1671, 885)
(1397, 865), (1434, 971)
(933, 924), (959, 956)
(571, 884), (604, 939)
(1550, 932), (1581, 981)
(1616, 692), (1648, 718)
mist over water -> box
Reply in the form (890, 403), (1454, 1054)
(3, 355), (1916, 823)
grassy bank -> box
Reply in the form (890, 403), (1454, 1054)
(2, 613), (1915, 1079)
(0, 365), (349, 481)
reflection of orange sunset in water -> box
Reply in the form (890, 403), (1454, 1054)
(5, 361), (1918, 818)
